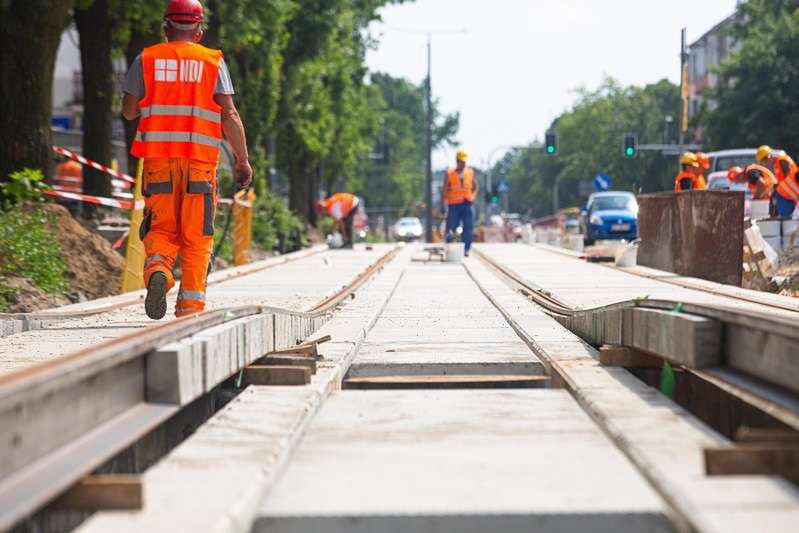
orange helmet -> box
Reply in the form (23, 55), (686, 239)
(696, 152), (710, 171)
(315, 199), (327, 214)
(727, 166), (743, 182)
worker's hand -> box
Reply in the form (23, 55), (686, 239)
(236, 159), (253, 190)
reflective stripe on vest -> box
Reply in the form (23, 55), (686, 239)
(132, 42), (223, 163)
(140, 105), (221, 123)
(446, 168), (475, 205)
(135, 131), (221, 149)
(777, 175), (799, 202)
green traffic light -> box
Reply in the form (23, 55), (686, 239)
(625, 147), (635, 156)
(547, 146), (555, 154)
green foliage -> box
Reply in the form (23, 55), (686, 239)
(0, 205), (68, 294)
(252, 191), (306, 252)
(704, 1), (799, 154)
(347, 73), (459, 220)
(1, 168), (50, 208)
(494, 77), (680, 217)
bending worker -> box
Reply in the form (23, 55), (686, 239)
(316, 193), (360, 249)
(674, 152), (706, 191)
(442, 150), (479, 256)
(732, 164), (778, 200)
(756, 145), (797, 184)
(122, 0), (252, 320)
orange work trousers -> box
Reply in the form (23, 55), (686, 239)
(141, 158), (217, 317)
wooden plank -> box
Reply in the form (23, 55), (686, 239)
(705, 446), (799, 483)
(599, 345), (662, 368)
(344, 374), (550, 390)
(267, 344), (317, 357)
(52, 475), (143, 510)
(262, 355), (317, 374)
(242, 365), (310, 386)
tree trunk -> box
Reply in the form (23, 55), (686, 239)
(0, 1), (72, 186)
(288, 152), (315, 223)
(74, 0), (114, 197)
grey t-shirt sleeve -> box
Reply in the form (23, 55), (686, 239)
(122, 54), (235, 97)
(123, 54), (145, 99)
(216, 58), (235, 95)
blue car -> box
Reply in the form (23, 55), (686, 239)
(581, 191), (638, 245)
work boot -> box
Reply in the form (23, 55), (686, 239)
(145, 271), (168, 320)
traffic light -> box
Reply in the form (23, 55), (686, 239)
(623, 133), (638, 158)
(545, 131), (558, 156)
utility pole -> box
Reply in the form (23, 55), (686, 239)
(679, 28), (689, 157)
(424, 36), (433, 242)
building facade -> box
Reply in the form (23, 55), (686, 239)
(687, 13), (739, 121)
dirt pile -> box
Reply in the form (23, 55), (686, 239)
(46, 204), (125, 302)
(0, 276), (69, 313)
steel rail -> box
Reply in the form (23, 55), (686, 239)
(473, 248), (799, 432)
(0, 246), (398, 531)
(529, 242), (799, 315)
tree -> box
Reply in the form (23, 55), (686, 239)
(351, 73), (459, 215)
(494, 78), (680, 217)
(74, 0), (115, 197)
(704, 1), (799, 154)
(0, 1), (73, 187)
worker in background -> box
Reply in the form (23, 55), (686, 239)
(756, 145), (797, 183)
(53, 159), (83, 193)
(774, 169), (799, 218)
(727, 166), (747, 191)
(122, 0), (252, 320)
(316, 193), (360, 249)
(696, 152), (711, 176)
(674, 152), (706, 191)
(442, 150), (479, 256)
(741, 164), (778, 200)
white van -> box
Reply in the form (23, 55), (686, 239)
(706, 149), (758, 190)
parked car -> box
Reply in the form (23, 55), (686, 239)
(707, 149), (757, 174)
(580, 191), (638, 245)
(393, 217), (423, 242)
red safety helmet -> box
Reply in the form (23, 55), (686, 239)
(164, 0), (204, 23)
(695, 152), (710, 171)
(727, 166), (743, 182)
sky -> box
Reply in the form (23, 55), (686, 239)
(366, 0), (738, 168)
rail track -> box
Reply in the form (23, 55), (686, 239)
(0, 246), (397, 531)
(473, 247), (799, 436)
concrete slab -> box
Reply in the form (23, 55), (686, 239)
(257, 389), (673, 533)
(464, 254), (799, 533)
(348, 262), (542, 379)
(0, 245), (392, 376)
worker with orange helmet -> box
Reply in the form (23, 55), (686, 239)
(442, 150), (479, 256)
(674, 152), (707, 192)
(122, 0), (252, 320)
(727, 166), (746, 188)
(756, 145), (797, 183)
(741, 164), (778, 200)
(315, 193), (361, 248)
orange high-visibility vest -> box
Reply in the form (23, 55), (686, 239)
(674, 171), (707, 192)
(777, 172), (799, 203)
(744, 164), (778, 199)
(772, 152), (798, 183)
(446, 167), (475, 204)
(322, 193), (357, 220)
(131, 42), (223, 163)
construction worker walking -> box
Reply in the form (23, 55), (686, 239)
(122, 0), (252, 319)
(442, 150), (479, 256)
(316, 193), (361, 248)
(674, 152), (707, 192)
